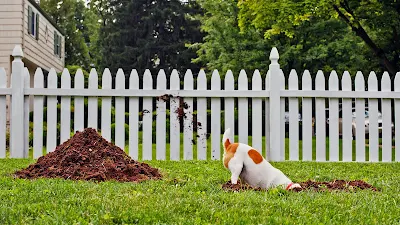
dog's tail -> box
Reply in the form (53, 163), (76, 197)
(222, 128), (232, 151)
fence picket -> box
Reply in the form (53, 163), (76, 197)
(315, 70), (326, 161)
(88, 69), (98, 129)
(381, 72), (392, 162)
(74, 69), (84, 133)
(23, 68), (29, 157)
(156, 70), (167, 160)
(183, 70), (194, 160)
(142, 69), (153, 160)
(395, 72), (400, 162)
(252, 70), (262, 151)
(279, 70), (285, 158)
(302, 70), (312, 161)
(328, 71), (339, 161)
(170, 69), (180, 160)
(288, 69), (299, 160)
(341, 71), (353, 161)
(129, 70), (139, 159)
(211, 70), (221, 160)
(60, 69), (71, 144)
(368, 72), (379, 162)
(0, 68), (6, 157)
(115, 69), (125, 149)
(265, 71), (270, 159)
(355, 71), (365, 162)
(197, 70), (207, 160)
(101, 69), (112, 142)
(33, 68), (44, 158)
(224, 70), (235, 143)
(238, 70), (248, 144)
(47, 69), (58, 152)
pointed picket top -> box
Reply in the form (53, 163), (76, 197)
(315, 70), (325, 90)
(143, 69), (152, 90)
(23, 67), (30, 88)
(265, 70), (270, 90)
(355, 71), (364, 91)
(48, 68), (58, 88)
(302, 70), (312, 90)
(252, 70), (262, 90)
(381, 72), (391, 91)
(129, 69), (139, 88)
(395, 72), (400, 92)
(61, 68), (71, 87)
(184, 69), (193, 90)
(0, 68), (5, 87)
(269, 47), (279, 64)
(225, 70), (234, 90)
(75, 69), (84, 89)
(116, 68), (125, 89)
(341, 71), (352, 91)
(288, 69), (298, 90)
(157, 69), (167, 89)
(329, 70), (339, 90)
(12, 45), (23, 58)
(197, 69), (207, 90)
(238, 69), (247, 90)
(211, 70), (220, 89)
(170, 69), (180, 90)
(102, 68), (112, 89)
(88, 68), (98, 89)
(368, 71), (378, 91)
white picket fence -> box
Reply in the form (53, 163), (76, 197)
(0, 45), (399, 162)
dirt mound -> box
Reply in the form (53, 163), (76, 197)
(14, 128), (162, 182)
(222, 179), (378, 192)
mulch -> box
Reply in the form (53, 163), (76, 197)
(14, 128), (162, 182)
(222, 179), (378, 192)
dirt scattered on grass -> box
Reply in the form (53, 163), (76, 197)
(222, 179), (378, 192)
(14, 128), (162, 182)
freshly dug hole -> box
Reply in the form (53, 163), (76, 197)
(222, 179), (378, 192)
(14, 128), (162, 182)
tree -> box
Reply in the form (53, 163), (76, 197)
(192, 0), (376, 78)
(191, 0), (270, 77)
(238, 0), (400, 76)
(97, 0), (205, 77)
(40, 0), (93, 69)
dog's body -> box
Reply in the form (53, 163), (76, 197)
(222, 128), (300, 190)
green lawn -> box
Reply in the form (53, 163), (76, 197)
(0, 159), (399, 224)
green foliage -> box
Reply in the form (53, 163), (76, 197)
(39, 0), (100, 70)
(97, 0), (205, 76)
(191, 0), (269, 77)
(237, 0), (400, 76)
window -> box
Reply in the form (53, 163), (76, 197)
(54, 32), (62, 57)
(28, 6), (40, 40)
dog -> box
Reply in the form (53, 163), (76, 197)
(222, 128), (301, 190)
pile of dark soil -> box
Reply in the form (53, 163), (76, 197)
(222, 179), (378, 192)
(14, 128), (162, 182)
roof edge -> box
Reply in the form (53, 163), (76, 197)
(27, 0), (66, 36)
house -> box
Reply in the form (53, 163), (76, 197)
(0, 0), (65, 124)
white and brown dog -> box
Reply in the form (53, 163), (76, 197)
(222, 128), (301, 190)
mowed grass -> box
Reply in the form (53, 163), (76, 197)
(1, 159), (399, 224)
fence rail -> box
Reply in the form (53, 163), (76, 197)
(0, 45), (399, 162)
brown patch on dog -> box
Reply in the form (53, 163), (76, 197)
(248, 149), (263, 164)
(223, 143), (239, 168)
(224, 139), (231, 151)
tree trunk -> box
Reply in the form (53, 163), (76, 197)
(333, 5), (399, 76)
